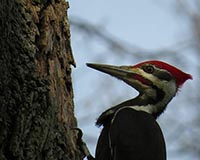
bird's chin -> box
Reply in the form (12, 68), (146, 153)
(122, 78), (149, 94)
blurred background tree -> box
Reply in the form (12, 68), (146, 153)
(69, 0), (199, 159)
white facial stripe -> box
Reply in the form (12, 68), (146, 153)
(136, 68), (177, 98)
(130, 83), (176, 115)
(136, 68), (162, 84)
(130, 68), (177, 115)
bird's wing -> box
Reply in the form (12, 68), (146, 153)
(109, 107), (166, 160)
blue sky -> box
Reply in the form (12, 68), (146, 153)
(69, 0), (188, 50)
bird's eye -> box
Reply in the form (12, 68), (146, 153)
(143, 65), (154, 74)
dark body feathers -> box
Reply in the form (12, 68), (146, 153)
(95, 107), (166, 160)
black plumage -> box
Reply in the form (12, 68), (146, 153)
(96, 107), (166, 160)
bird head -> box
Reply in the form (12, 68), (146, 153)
(87, 60), (192, 109)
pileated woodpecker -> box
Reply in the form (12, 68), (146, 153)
(86, 60), (192, 160)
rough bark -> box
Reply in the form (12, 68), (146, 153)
(0, 0), (81, 159)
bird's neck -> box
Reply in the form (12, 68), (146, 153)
(96, 88), (176, 126)
(129, 92), (174, 118)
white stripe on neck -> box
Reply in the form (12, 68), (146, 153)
(129, 105), (155, 114)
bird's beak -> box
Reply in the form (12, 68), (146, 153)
(86, 63), (151, 93)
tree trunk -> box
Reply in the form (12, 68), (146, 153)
(0, 0), (82, 159)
